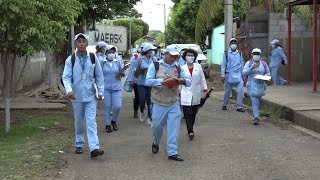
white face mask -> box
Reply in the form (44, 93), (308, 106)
(230, 44), (237, 50)
(252, 55), (260, 61)
(186, 56), (195, 63)
(150, 51), (155, 56)
(107, 53), (115, 61)
(271, 45), (276, 49)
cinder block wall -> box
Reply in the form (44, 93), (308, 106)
(269, 13), (320, 82)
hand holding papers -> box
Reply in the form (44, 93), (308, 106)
(254, 74), (271, 81)
(161, 77), (179, 88)
(93, 83), (104, 100)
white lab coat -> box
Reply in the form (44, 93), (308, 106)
(180, 63), (207, 106)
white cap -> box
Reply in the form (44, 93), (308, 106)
(229, 38), (237, 43)
(75, 33), (88, 41)
(97, 41), (107, 48)
(271, 39), (279, 45)
(105, 45), (116, 51)
(142, 43), (157, 52)
(165, 44), (180, 55)
(251, 48), (261, 54)
(140, 42), (147, 48)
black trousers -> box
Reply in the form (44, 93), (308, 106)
(183, 105), (199, 134)
(133, 83), (139, 112)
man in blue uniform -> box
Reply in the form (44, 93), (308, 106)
(62, 33), (104, 158)
(146, 44), (192, 161)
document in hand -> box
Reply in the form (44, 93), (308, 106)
(161, 78), (179, 88)
(134, 68), (148, 77)
(254, 74), (271, 81)
(93, 83), (104, 99)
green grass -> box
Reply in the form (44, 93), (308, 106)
(0, 111), (73, 179)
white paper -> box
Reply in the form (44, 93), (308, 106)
(93, 83), (104, 99)
(254, 74), (271, 81)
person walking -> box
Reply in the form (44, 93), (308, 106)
(127, 43), (147, 119)
(180, 48), (208, 140)
(62, 33), (104, 158)
(269, 39), (287, 86)
(243, 48), (271, 125)
(101, 45), (125, 133)
(221, 38), (245, 112)
(95, 41), (107, 62)
(145, 44), (192, 161)
(132, 43), (157, 125)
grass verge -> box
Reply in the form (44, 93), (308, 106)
(0, 110), (73, 180)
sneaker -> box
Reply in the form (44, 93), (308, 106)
(106, 125), (112, 133)
(152, 143), (159, 154)
(75, 147), (83, 154)
(145, 118), (152, 125)
(237, 108), (245, 113)
(90, 149), (104, 158)
(140, 113), (145, 122)
(111, 121), (118, 131)
(188, 133), (194, 140)
(168, 154), (184, 161)
(222, 106), (227, 110)
(253, 118), (260, 125)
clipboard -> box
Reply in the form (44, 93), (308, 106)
(134, 68), (148, 77)
(161, 78), (179, 88)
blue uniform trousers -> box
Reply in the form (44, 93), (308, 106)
(271, 65), (287, 86)
(152, 102), (181, 156)
(223, 80), (244, 109)
(102, 89), (122, 125)
(247, 85), (260, 120)
(72, 101), (100, 152)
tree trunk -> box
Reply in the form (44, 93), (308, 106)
(26, 40), (70, 99)
(1, 52), (15, 133)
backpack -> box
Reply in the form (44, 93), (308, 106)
(61, 53), (96, 86)
(224, 50), (242, 74)
(243, 59), (267, 82)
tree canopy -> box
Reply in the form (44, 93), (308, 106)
(111, 18), (149, 49)
(165, 0), (202, 44)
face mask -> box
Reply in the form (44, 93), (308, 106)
(107, 53), (115, 61)
(186, 56), (195, 63)
(150, 51), (155, 56)
(252, 55), (260, 61)
(230, 44), (237, 50)
(271, 45), (276, 49)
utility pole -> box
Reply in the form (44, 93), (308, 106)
(71, 25), (75, 54)
(129, 19), (132, 54)
(224, 0), (233, 50)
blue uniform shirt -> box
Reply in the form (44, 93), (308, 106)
(127, 54), (140, 84)
(96, 52), (106, 63)
(269, 46), (287, 67)
(102, 59), (124, 90)
(130, 55), (154, 86)
(221, 48), (244, 78)
(242, 60), (271, 87)
(62, 51), (104, 102)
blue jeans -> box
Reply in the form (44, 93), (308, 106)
(72, 101), (100, 152)
(102, 89), (122, 125)
(138, 85), (151, 118)
(152, 102), (181, 156)
(223, 80), (244, 109)
(271, 65), (287, 86)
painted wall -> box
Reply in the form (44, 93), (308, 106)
(206, 25), (225, 65)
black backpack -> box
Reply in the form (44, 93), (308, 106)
(61, 53), (96, 86)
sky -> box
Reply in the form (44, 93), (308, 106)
(134, 0), (174, 32)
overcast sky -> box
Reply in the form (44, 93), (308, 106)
(134, 0), (174, 32)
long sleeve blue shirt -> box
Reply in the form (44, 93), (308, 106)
(62, 51), (104, 102)
(269, 46), (287, 67)
(242, 60), (271, 87)
(130, 55), (154, 86)
(101, 60), (124, 90)
(221, 48), (244, 78)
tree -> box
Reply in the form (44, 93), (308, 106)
(148, 30), (165, 45)
(27, 0), (142, 100)
(164, 0), (202, 45)
(112, 18), (149, 50)
(0, 0), (81, 132)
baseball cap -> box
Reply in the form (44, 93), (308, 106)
(165, 44), (180, 56)
(271, 39), (279, 45)
(140, 42), (147, 48)
(105, 45), (116, 51)
(97, 41), (107, 48)
(142, 43), (157, 52)
(229, 38), (237, 43)
(75, 33), (88, 41)
(251, 48), (262, 54)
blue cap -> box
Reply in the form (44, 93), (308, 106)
(97, 41), (107, 48)
(271, 39), (279, 45)
(165, 44), (180, 55)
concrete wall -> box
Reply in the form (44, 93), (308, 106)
(269, 13), (320, 82)
(0, 52), (46, 92)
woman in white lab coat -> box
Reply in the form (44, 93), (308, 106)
(180, 49), (208, 140)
